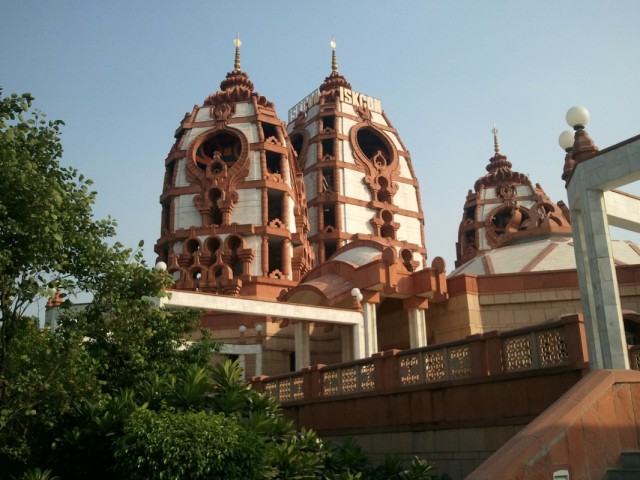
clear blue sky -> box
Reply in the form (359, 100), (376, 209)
(3, 1), (640, 271)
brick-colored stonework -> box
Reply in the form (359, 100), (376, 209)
(468, 369), (640, 479)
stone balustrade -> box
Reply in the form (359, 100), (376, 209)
(251, 313), (590, 403)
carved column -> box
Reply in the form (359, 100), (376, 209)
(261, 187), (268, 225)
(261, 236), (269, 277)
(281, 239), (291, 279)
(220, 199), (235, 226)
(238, 248), (254, 277)
(281, 192), (290, 228)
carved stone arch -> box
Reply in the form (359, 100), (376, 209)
(371, 209), (400, 240)
(210, 263), (232, 279)
(484, 204), (531, 247)
(350, 124), (400, 201)
(351, 124), (398, 168)
(223, 235), (245, 277)
(185, 126), (250, 190)
(400, 247), (419, 272)
(183, 237), (201, 256)
(184, 265), (206, 290)
(204, 236), (222, 256)
(167, 260), (185, 285)
(374, 174), (399, 204)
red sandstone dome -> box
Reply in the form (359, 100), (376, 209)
(154, 43), (313, 300)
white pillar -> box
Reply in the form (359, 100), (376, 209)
(352, 317), (365, 360)
(407, 308), (427, 348)
(572, 189), (628, 369)
(571, 207), (604, 369)
(362, 301), (378, 357)
(255, 346), (263, 377)
(294, 321), (311, 370)
(408, 308), (427, 349)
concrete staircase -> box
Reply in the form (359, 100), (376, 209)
(607, 451), (640, 480)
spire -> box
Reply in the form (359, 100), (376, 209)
(319, 36), (351, 97)
(330, 36), (338, 73)
(234, 32), (242, 71)
(203, 33), (272, 108)
(474, 127), (529, 191)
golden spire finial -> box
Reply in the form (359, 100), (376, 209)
(234, 33), (242, 71)
(492, 123), (500, 155)
(330, 36), (338, 73)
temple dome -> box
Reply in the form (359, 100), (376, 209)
(154, 39), (313, 299)
(455, 127), (572, 269)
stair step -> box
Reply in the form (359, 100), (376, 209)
(621, 451), (640, 469)
(607, 467), (640, 480)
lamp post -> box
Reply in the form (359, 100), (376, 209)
(560, 105), (628, 370)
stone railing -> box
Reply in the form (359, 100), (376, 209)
(252, 314), (589, 404)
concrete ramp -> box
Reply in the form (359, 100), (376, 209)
(467, 369), (640, 479)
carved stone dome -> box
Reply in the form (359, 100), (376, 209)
(154, 47), (313, 299)
(455, 129), (572, 269)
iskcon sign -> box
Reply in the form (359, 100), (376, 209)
(288, 86), (382, 123)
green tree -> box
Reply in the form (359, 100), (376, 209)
(0, 320), (101, 472)
(0, 91), (212, 476)
(0, 90), (121, 373)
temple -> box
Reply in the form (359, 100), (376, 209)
(153, 37), (640, 382)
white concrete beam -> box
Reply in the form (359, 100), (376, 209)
(156, 290), (362, 325)
(604, 190), (640, 233)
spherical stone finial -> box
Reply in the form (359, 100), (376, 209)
(566, 105), (590, 130)
(558, 129), (575, 151)
(350, 287), (363, 302)
(330, 36), (336, 50)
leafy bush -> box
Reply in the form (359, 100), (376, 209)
(114, 409), (265, 480)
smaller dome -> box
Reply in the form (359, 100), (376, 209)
(456, 127), (572, 268)
(450, 238), (640, 277)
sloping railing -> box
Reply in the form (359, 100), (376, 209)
(252, 313), (589, 403)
